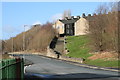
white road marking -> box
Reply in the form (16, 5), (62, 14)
(24, 65), (32, 73)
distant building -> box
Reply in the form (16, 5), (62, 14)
(53, 15), (89, 36)
(53, 20), (64, 35)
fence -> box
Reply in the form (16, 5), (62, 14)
(0, 57), (24, 80)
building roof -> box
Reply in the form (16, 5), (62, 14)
(59, 18), (79, 24)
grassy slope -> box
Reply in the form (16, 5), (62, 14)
(66, 35), (92, 59)
(66, 35), (119, 68)
(85, 59), (120, 68)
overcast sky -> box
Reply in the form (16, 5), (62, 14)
(2, 2), (107, 40)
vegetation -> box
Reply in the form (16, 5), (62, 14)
(1, 2), (119, 68)
(85, 59), (120, 68)
(66, 35), (119, 68)
(65, 3), (119, 68)
(2, 22), (57, 53)
(88, 3), (118, 52)
(0, 40), (5, 53)
(66, 35), (92, 59)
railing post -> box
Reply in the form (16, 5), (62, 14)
(0, 57), (24, 80)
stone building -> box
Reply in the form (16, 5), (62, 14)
(53, 20), (64, 35)
(53, 15), (89, 36)
(74, 17), (89, 35)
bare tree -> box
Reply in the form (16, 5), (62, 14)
(89, 4), (108, 51)
(118, 2), (120, 54)
(28, 22), (56, 52)
(88, 3), (118, 52)
(3, 22), (56, 53)
(62, 10), (71, 19)
(0, 40), (5, 53)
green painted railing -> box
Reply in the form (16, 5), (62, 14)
(0, 57), (24, 80)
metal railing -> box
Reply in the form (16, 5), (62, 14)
(0, 58), (24, 80)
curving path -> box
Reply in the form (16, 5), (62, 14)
(12, 54), (120, 80)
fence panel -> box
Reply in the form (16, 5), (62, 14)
(0, 57), (24, 80)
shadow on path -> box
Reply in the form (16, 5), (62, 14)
(24, 72), (119, 80)
(49, 36), (58, 49)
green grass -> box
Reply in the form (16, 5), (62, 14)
(65, 35), (119, 68)
(85, 59), (120, 68)
(66, 35), (92, 59)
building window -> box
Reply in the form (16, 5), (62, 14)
(67, 25), (69, 28)
(67, 30), (69, 34)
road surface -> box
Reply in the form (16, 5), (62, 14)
(12, 54), (120, 80)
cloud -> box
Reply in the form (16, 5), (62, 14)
(50, 13), (63, 22)
(24, 26), (31, 31)
(2, 25), (23, 39)
(32, 21), (42, 25)
(3, 26), (15, 33)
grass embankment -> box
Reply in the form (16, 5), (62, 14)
(66, 35), (119, 68)
(66, 35), (91, 59)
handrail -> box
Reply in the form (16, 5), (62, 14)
(0, 59), (23, 70)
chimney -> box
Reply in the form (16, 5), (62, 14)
(93, 13), (97, 16)
(65, 17), (68, 20)
(77, 16), (80, 19)
(88, 14), (91, 17)
(71, 16), (74, 19)
(82, 13), (86, 18)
